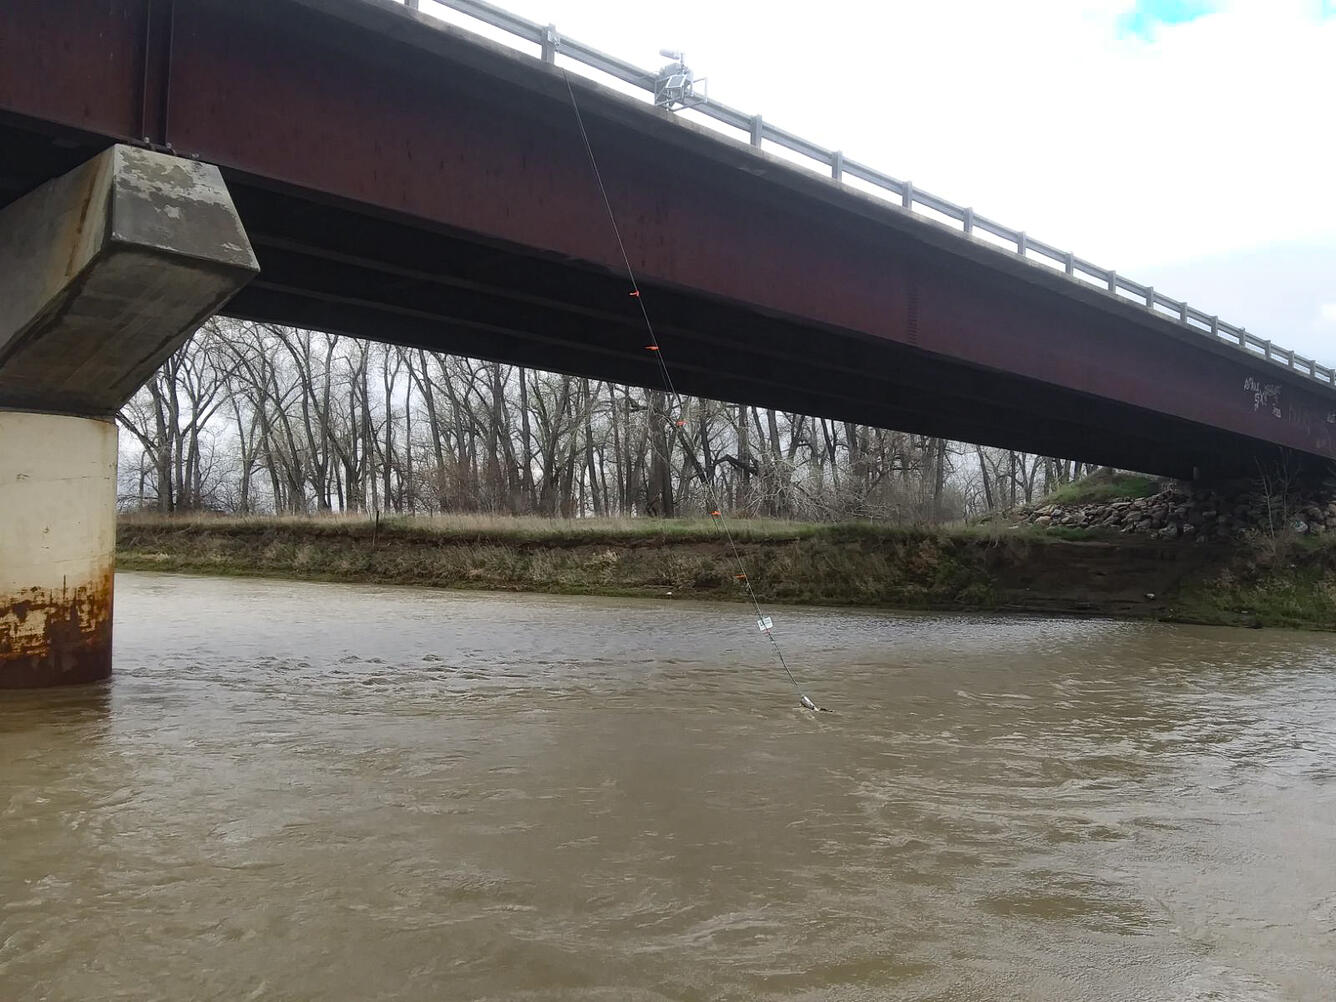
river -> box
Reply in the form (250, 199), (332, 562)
(2, 572), (1334, 1000)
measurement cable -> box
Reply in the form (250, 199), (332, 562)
(564, 72), (828, 713)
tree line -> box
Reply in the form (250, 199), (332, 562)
(116, 319), (1099, 521)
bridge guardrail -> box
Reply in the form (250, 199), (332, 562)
(401, 0), (1334, 389)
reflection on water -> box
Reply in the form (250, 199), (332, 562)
(2, 572), (1334, 1001)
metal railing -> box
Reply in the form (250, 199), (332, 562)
(402, 0), (1335, 389)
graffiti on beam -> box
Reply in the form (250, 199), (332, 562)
(1243, 376), (1282, 418)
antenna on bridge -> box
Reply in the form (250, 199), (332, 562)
(654, 50), (707, 111)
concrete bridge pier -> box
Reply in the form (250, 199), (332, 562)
(0, 145), (257, 688)
(0, 413), (118, 687)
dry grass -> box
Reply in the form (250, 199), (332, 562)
(117, 510), (1095, 546)
(116, 511), (1012, 607)
(116, 512), (1336, 631)
(119, 510), (830, 543)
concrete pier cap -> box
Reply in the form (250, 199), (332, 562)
(0, 145), (257, 687)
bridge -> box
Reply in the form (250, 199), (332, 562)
(2, 0), (1334, 687)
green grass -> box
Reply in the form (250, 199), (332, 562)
(1169, 532), (1336, 630)
(952, 522), (1102, 543)
(1043, 472), (1160, 507)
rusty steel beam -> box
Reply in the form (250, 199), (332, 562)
(0, 1), (149, 144)
(230, 221), (1221, 475)
(137, 0), (177, 149)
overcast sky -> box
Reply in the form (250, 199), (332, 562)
(417, 0), (1335, 363)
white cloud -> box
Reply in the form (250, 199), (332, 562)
(418, 0), (1336, 361)
(1139, 241), (1336, 361)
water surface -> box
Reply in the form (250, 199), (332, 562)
(2, 572), (1334, 1000)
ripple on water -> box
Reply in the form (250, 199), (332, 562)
(1, 572), (1334, 1002)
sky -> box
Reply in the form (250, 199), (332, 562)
(414, 0), (1336, 363)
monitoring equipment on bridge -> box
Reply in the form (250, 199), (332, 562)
(654, 50), (707, 111)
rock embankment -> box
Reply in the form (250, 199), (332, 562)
(1019, 481), (1336, 541)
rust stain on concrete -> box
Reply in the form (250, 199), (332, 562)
(0, 570), (113, 688)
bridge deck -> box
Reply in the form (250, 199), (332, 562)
(2, 0), (1332, 477)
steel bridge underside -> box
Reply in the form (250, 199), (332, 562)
(3, 0), (1333, 479)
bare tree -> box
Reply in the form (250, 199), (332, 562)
(118, 317), (1097, 524)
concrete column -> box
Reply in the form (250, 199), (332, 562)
(0, 145), (257, 688)
(0, 413), (118, 688)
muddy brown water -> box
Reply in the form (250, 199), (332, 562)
(2, 572), (1334, 1001)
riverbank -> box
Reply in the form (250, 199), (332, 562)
(116, 514), (1336, 631)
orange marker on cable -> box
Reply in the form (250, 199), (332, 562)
(565, 73), (827, 715)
